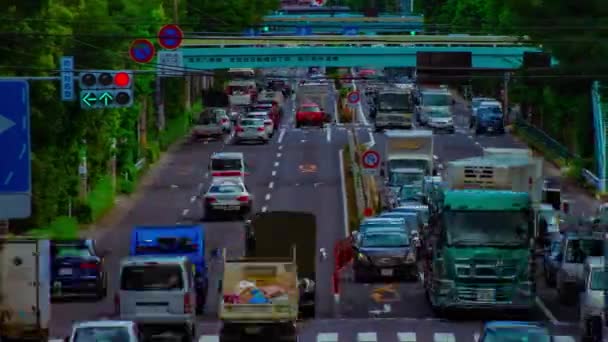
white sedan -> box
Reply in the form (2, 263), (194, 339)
(66, 320), (141, 342)
(246, 111), (275, 137)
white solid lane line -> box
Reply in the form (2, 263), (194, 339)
(327, 126), (332, 142)
(268, 182), (274, 189)
(182, 209), (189, 216)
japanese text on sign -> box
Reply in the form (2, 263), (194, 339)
(186, 55), (341, 64)
(60, 56), (75, 101)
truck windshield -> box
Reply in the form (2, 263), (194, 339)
(564, 239), (603, 263)
(378, 93), (412, 111)
(423, 93), (450, 106)
(389, 172), (424, 185)
(444, 211), (530, 246)
(590, 269), (608, 290)
(361, 233), (409, 247)
(388, 160), (429, 174)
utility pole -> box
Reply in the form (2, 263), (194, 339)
(503, 72), (510, 126)
(78, 140), (88, 200)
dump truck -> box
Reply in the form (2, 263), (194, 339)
(219, 212), (318, 342)
(423, 150), (542, 315)
(0, 239), (51, 341)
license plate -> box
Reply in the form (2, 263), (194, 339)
(217, 205), (240, 210)
(381, 269), (393, 276)
(476, 288), (495, 302)
(245, 327), (262, 334)
(59, 268), (73, 276)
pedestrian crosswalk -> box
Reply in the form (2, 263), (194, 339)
(197, 332), (577, 342)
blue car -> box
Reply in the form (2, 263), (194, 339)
(130, 225), (208, 314)
(475, 107), (505, 135)
(51, 239), (109, 300)
(479, 321), (552, 342)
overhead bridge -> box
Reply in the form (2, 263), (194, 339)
(183, 35), (529, 47)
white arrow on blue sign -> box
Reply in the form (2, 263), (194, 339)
(0, 80), (31, 219)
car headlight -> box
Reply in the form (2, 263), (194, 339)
(405, 251), (416, 263)
(357, 253), (370, 263)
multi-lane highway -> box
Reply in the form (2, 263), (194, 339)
(49, 72), (591, 341)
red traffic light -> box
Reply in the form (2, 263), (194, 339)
(114, 72), (131, 87)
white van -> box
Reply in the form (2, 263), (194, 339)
(209, 152), (246, 178)
(116, 256), (196, 341)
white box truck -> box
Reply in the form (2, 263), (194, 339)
(0, 238), (51, 341)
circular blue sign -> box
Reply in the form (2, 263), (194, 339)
(347, 91), (360, 104)
(158, 24), (184, 50)
(129, 39), (155, 63)
(362, 150), (380, 168)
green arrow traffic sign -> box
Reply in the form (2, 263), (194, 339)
(99, 92), (113, 106)
(81, 92), (97, 107)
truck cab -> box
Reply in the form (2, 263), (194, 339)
(415, 88), (453, 127)
(373, 87), (414, 131)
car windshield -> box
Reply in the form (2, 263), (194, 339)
(135, 237), (198, 254)
(361, 232), (409, 247)
(443, 210), (530, 247)
(300, 106), (320, 112)
(240, 119), (263, 127)
(73, 326), (131, 342)
(210, 158), (242, 170)
(472, 99), (492, 108)
(53, 244), (92, 258)
(590, 269), (608, 290)
(121, 265), (184, 291)
(483, 327), (551, 342)
(378, 93), (413, 111)
(197, 110), (219, 124)
(479, 107), (503, 118)
(209, 184), (243, 193)
(423, 93), (450, 106)
(564, 239), (603, 263)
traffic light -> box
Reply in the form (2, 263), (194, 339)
(262, 26), (269, 32)
(410, 30), (416, 36)
(78, 70), (134, 109)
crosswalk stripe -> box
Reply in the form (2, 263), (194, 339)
(357, 332), (377, 342)
(434, 333), (456, 342)
(199, 335), (219, 342)
(317, 332), (339, 342)
(397, 332), (417, 342)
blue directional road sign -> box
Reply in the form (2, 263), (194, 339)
(0, 80), (31, 219)
(296, 26), (312, 36)
(342, 26), (359, 35)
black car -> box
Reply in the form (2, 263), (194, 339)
(51, 239), (109, 300)
(474, 107), (505, 134)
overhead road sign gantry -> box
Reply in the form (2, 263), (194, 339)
(0, 80), (31, 219)
(181, 34), (530, 47)
(181, 45), (548, 70)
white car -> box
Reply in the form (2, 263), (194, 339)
(246, 111), (275, 137)
(234, 118), (269, 144)
(202, 177), (253, 220)
(67, 320), (142, 342)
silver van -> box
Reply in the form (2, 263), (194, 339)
(192, 107), (231, 138)
(117, 256), (196, 341)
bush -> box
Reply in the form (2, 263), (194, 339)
(73, 200), (93, 224)
(29, 216), (79, 239)
(86, 175), (115, 222)
(146, 141), (161, 162)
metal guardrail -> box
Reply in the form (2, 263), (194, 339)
(183, 35), (529, 47)
(514, 118), (577, 161)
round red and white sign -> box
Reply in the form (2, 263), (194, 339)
(361, 150), (380, 168)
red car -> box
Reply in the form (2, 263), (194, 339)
(295, 102), (329, 128)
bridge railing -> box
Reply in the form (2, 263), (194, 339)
(514, 118), (601, 190)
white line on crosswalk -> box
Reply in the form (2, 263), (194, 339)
(317, 332), (339, 342)
(434, 333), (456, 342)
(357, 332), (377, 342)
(398, 332), (417, 342)
(199, 335), (218, 342)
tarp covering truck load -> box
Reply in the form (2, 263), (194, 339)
(0, 239), (51, 341)
(219, 212), (318, 342)
(423, 148), (542, 315)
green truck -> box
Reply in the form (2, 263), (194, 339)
(423, 148), (542, 315)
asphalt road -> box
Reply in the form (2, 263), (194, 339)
(334, 81), (591, 330)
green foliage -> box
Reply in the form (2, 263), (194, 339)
(1, 0), (276, 232)
(28, 216), (79, 240)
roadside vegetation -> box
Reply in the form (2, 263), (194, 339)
(3, 0), (279, 235)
